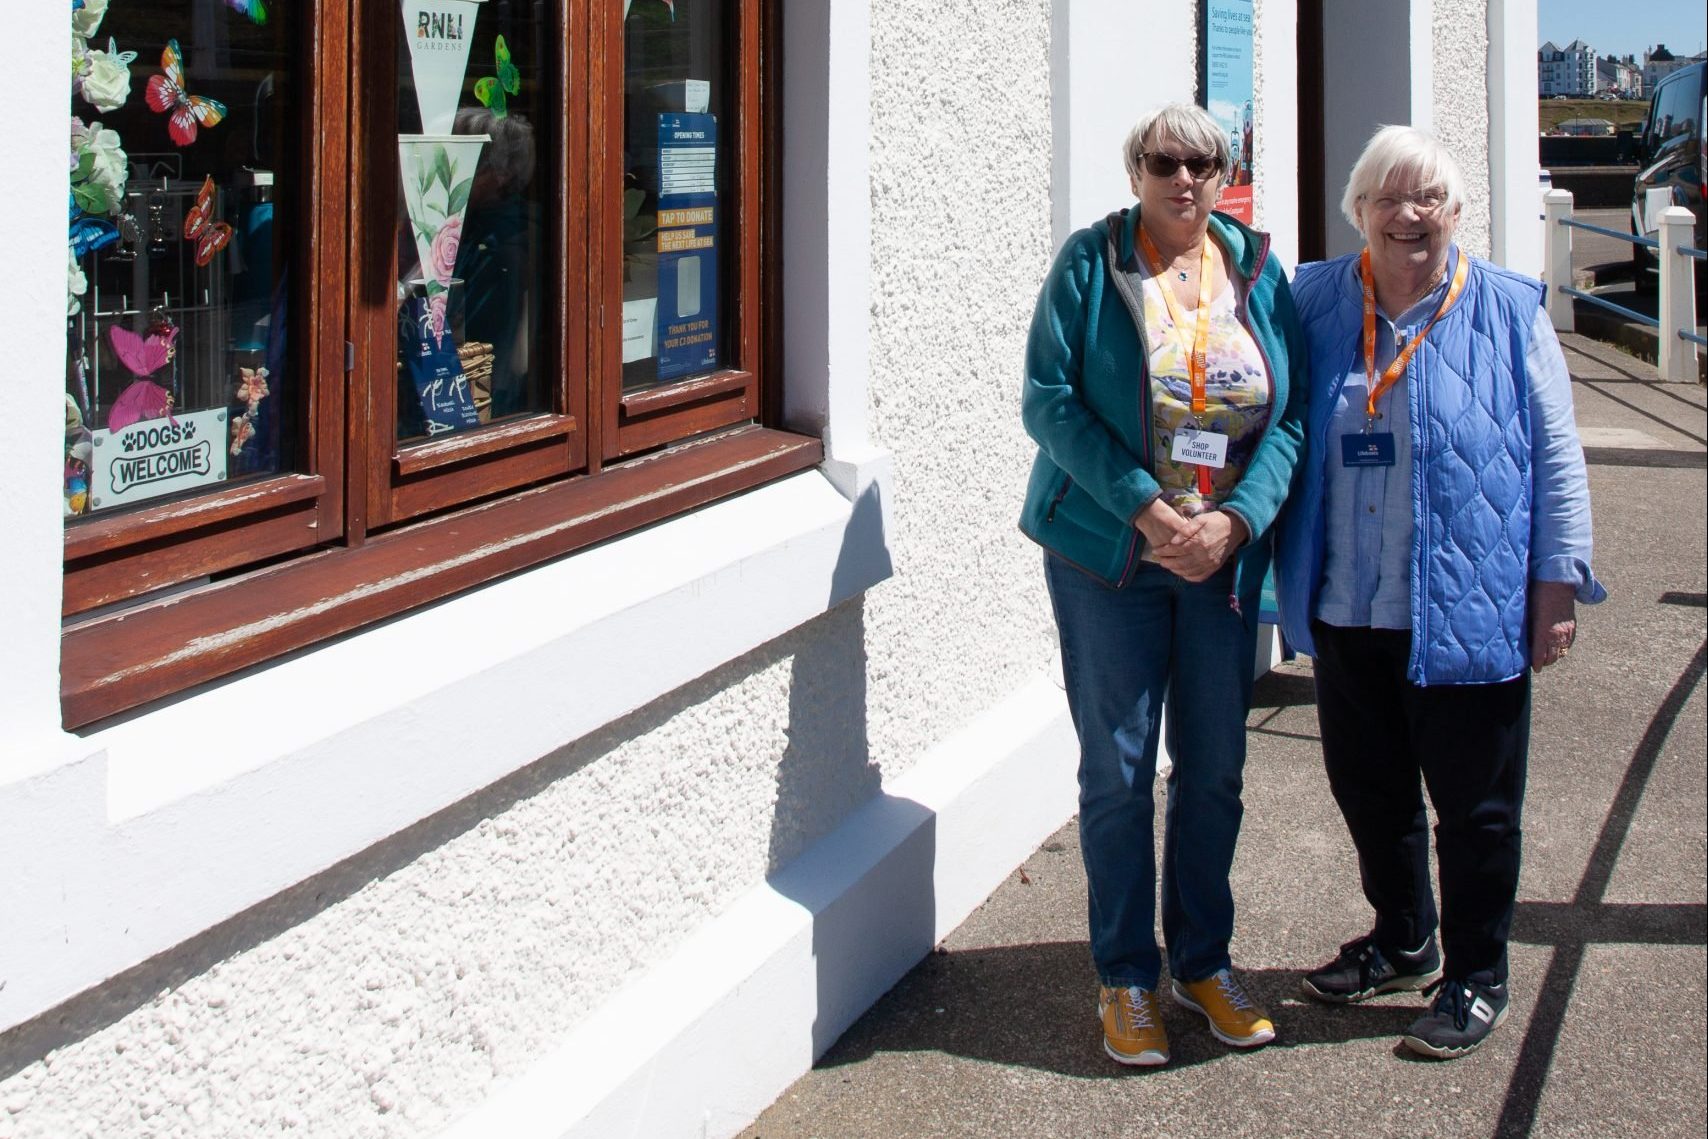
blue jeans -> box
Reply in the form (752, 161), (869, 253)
(1045, 553), (1258, 989)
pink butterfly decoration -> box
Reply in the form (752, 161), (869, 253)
(108, 380), (177, 432)
(109, 324), (179, 376)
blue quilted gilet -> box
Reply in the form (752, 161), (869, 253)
(1276, 249), (1544, 685)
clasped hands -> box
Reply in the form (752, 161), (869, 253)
(1136, 498), (1248, 582)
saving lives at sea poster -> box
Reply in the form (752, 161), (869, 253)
(1200, 0), (1255, 222)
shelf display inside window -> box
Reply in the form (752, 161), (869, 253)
(394, 0), (549, 441)
(621, 0), (727, 391)
(64, 0), (297, 520)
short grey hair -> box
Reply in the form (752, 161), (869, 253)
(1340, 125), (1466, 233)
(1121, 103), (1232, 186)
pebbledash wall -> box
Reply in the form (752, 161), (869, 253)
(0, 3), (1534, 1138)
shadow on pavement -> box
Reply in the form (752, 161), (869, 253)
(1494, 641), (1707, 1138)
(815, 941), (1423, 1079)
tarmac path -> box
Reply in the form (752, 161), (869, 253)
(744, 336), (1706, 1139)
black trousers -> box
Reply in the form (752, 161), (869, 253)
(1311, 622), (1531, 985)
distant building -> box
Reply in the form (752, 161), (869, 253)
(1540, 39), (1598, 97)
(1642, 44), (1705, 93)
(1597, 54), (1642, 98)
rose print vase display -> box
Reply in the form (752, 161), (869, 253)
(401, 0), (487, 134)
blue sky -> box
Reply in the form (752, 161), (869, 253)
(1539, 0), (1705, 60)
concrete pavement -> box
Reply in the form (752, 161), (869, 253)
(743, 336), (1706, 1139)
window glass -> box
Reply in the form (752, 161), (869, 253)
(621, 0), (729, 391)
(395, 0), (552, 441)
(1653, 74), (1699, 147)
(66, 0), (298, 519)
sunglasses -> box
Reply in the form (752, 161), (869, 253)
(1138, 151), (1224, 180)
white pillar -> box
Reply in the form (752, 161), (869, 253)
(1656, 205), (1700, 383)
(1488, 0), (1542, 274)
(1543, 189), (1576, 332)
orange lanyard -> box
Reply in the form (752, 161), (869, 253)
(1140, 227), (1217, 495)
(1139, 227), (1215, 416)
(1359, 247), (1469, 428)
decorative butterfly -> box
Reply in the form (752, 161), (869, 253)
(474, 35), (522, 119)
(235, 366), (270, 409)
(108, 380), (176, 432)
(183, 176), (216, 238)
(195, 222), (234, 267)
(184, 177), (233, 266)
(109, 323), (179, 377)
(224, 0), (269, 26)
(70, 214), (120, 258)
(145, 40), (227, 147)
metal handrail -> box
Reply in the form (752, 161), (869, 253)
(1560, 217), (1660, 249)
(1682, 330), (1708, 347)
(1683, 246), (1708, 262)
(1559, 286), (1660, 327)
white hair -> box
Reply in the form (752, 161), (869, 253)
(1340, 125), (1466, 233)
(1121, 102), (1232, 187)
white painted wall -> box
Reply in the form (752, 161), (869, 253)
(0, 2), (1062, 1137)
(1051, 0), (1199, 246)
(0, 0), (77, 776)
(1488, 0), (1543, 274)
(1253, 0), (1301, 269)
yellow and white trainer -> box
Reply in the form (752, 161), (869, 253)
(1098, 984), (1170, 1066)
(1171, 968), (1276, 1048)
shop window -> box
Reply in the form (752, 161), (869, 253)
(61, 0), (812, 728)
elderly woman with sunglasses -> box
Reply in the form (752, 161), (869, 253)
(1275, 126), (1604, 1059)
(1020, 102), (1307, 1067)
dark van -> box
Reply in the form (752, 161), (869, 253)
(1631, 61), (1706, 290)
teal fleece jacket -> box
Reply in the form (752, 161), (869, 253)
(1018, 205), (1309, 603)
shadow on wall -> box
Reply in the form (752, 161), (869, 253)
(764, 476), (937, 1061)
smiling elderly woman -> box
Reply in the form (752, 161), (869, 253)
(1019, 102), (1307, 1068)
(1275, 126), (1605, 1060)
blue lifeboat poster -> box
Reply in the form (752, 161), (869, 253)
(655, 113), (719, 381)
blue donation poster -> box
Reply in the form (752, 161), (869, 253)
(1200, 0), (1255, 222)
(655, 112), (719, 381)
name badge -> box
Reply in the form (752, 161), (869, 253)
(1171, 427), (1229, 469)
(1341, 432), (1396, 467)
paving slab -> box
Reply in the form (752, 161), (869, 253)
(742, 344), (1708, 1139)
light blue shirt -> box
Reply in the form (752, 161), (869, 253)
(1317, 254), (1600, 630)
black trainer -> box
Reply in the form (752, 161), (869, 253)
(1301, 933), (1443, 1003)
(1401, 978), (1509, 1058)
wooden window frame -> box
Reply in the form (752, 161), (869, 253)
(60, 0), (816, 730)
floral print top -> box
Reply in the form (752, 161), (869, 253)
(1139, 271), (1272, 538)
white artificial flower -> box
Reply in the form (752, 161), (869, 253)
(80, 41), (134, 112)
(71, 0), (109, 41)
(68, 248), (88, 318)
(71, 119), (129, 211)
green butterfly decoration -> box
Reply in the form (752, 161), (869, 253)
(474, 36), (521, 119)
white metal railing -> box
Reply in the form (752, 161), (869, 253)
(1541, 188), (1703, 382)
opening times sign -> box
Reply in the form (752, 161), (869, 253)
(1200, 0), (1255, 223)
